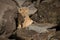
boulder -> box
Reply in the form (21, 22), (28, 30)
(0, 0), (17, 38)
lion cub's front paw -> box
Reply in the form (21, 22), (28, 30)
(22, 16), (33, 28)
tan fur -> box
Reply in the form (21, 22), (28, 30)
(18, 7), (33, 29)
(18, 7), (29, 17)
(22, 16), (33, 28)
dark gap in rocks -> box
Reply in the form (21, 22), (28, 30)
(16, 37), (25, 40)
(40, 0), (44, 3)
(8, 13), (18, 40)
(31, 0), (37, 3)
(31, 0), (43, 3)
(56, 23), (60, 31)
(31, 39), (34, 40)
(49, 23), (60, 31)
(29, 15), (33, 18)
(8, 34), (16, 39)
(15, 13), (18, 29)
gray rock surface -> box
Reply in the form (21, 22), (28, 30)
(28, 23), (56, 33)
(14, 0), (26, 7)
(0, 0), (17, 38)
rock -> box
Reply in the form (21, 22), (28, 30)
(28, 4), (37, 15)
(55, 31), (60, 40)
(47, 29), (56, 40)
(14, 0), (26, 7)
(34, 29), (56, 40)
(22, 0), (32, 7)
(28, 24), (48, 33)
(0, 0), (17, 38)
(42, 0), (55, 3)
(0, 37), (9, 40)
(31, 1), (60, 24)
(28, 23), (56, 33)
(53, 0), (60, 7)
(17, 28), (56, 40)
(17, 28), (39, 40)
(50, 31), (60, 40)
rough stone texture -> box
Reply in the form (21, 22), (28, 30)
(14, 0), (26, 7)
(28, 4), (37, 15)
(17, 29), (39, 40)
(0, 38), (9, 40)
(33, 29), (56, 40)
(22, 0), (32, 7)
(17, 28), (56, 40)
(31, 0), (60, 24)
(49, 31), (60, 40)
(42, 0), (55, 3)
(55, 31), (60, 40)
(28, 23), (56, 33)
(0, 0), (17, 38)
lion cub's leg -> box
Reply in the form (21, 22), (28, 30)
(22, 16), (33, 28)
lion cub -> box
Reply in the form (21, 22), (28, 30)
(18, 7), (33, 29)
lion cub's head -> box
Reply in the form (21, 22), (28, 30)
(18, 7), (29, 16)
